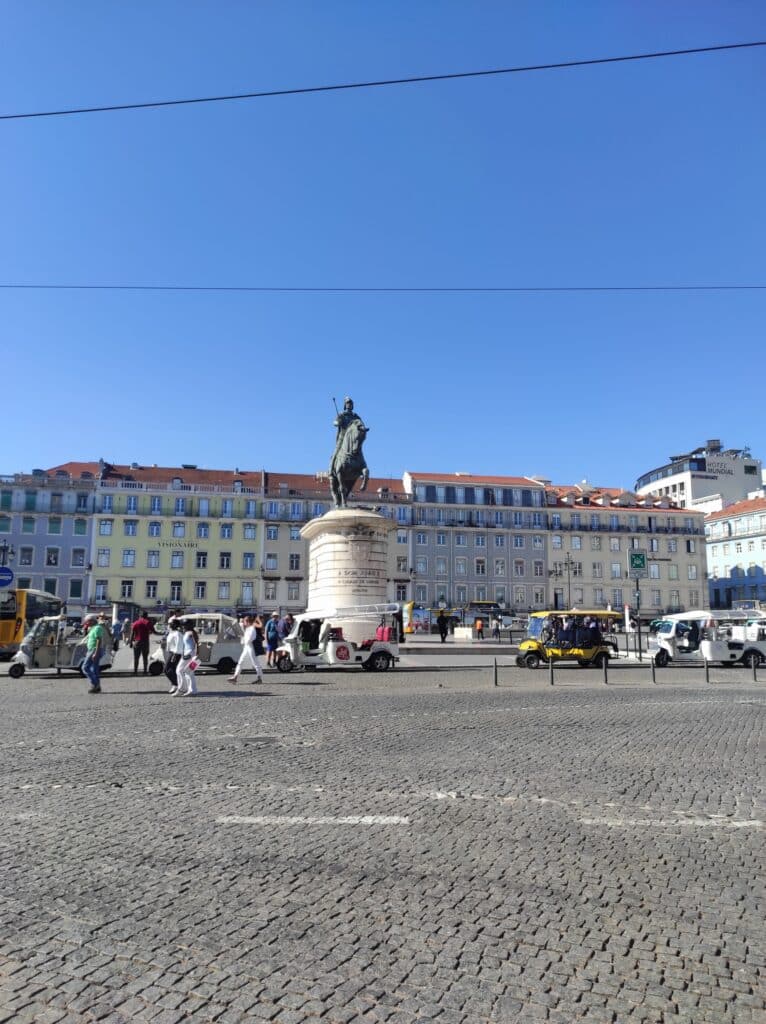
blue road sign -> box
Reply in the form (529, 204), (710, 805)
(0, 566), (14, 588)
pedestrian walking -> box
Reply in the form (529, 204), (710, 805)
(130, 611), (155, 675)
(475, 617), (485, 640)
(174, 621), (199, 697)
(111, 618), (122, 653)
(122, 618), (131, 644)
(82, 614), (109, 694)
(436, 610), (449, 643)
(265, 611), (280, 668)
(164, 618), (183, 694)
(228, 614), (265, 684)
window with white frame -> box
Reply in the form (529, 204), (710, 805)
(533, 535), (543, 549)
(243, 552), (255, 570)
(514, 586), (526, 605)
(611, 562), (621, 578)
(145, 580), (157, 599)
(266, 525), (278, 541)
(99, 519), (113, 535)
(592, 561), (603, 578)
(435, 556), (447, 575)
(668, 538), (677, 553)
(290, 525), (301, 540)
(172, 521), (185, 538)
(121, 580), (133, 599)
(552, 534), (562, 549)
(415, 585), (427, 603)
(147, 550), (160, 568)
(533, 587), (545, 605)
(649, 563), (660, 579)
(513, 559), (525, 577)
(534, 560), (544, 577)
(265, 553), (278, 570)
(19, 546), (33, 566)
(196, 552), (207, 569)
(288, 582), (300, 601)
(455, 533), (466, 547)
(416, 532), (427, 545)
(149, 521), (161, 537)
(610, 537), (620, 551)
(436, 532), (446, 546)
(396, 529), (407, 544)
(220, 523), (233, 539)
(220, 552), (231, 570)
(688, 564), (698, 580)
(669, 564), (679, 580)
(71, 548), (85, 568)
(221, 499), (233, 517)
(475, 585), (487, 601)
(416, 556), (427, 574)
(455, 557), (467, 575)
(197, 522), (209, 538)
(171, 551), (184, 569)
(494, 535), (505, 548)
(396, 556), (408, 573)
(456, 585), (467, 603)
(243, 524), (256, 540)
(289, 553), (301, 572)
(572, 536), (582, 550)
(218, 581), (230, 600)
(475, 534), (486, 548)
(124, 520), (138, 536)
(264, 582), (277, 601)
(494, 558), (506, 576)
(122, 549), (136, 567)
(591, 535), (602, 550)
(95, 580), (108, 601)
(513, 535), (524, 548)
(150, 496), (162, 514)
(194, 582), (207, 600)
(475, 558), (486, 576)
(45, 547), (59, 567)
(97, 548), (110, 567)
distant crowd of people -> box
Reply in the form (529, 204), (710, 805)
(541, 614), (604, 648)
(79, 609), (296, 696)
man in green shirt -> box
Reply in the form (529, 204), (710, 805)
(82, 614), (108, 694)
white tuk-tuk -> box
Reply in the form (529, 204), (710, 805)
(147, 612), (243, 676)
(648, 610), (748, 667)
(276, 603), (401, 673)
(9, 615), (114, 678)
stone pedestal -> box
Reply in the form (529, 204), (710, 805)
(301, 509), (397, 612)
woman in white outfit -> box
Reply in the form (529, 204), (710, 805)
(228, 614), (264, 684)
(174, 621), (199, 696)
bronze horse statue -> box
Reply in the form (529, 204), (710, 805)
(329, 417), (369, 508)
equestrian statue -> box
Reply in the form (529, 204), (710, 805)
(328, 396), (369, 508)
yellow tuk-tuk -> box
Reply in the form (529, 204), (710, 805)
(516, 609), (621, 669)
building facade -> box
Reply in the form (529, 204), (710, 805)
(705, 497), (766, 609)
(0, 459), (707, 622)
(545, 483), (707, 617)
(635, 439), (761, 514)
(0, 471), (97, 616)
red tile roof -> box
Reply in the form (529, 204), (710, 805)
(705, 495), (766, 522)
(407, 472), (543, 487)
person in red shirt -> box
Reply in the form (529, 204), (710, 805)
(130, 612), (155, 675)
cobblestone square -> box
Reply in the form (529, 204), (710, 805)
(0, 664), (763, 1022)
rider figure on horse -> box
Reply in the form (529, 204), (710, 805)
(329, 397), (370, 507)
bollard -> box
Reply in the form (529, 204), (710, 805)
(704, 658), (710, 684)
(603, 656), (608, 685)
(493, 657), (498, 687)
(548, 657), (554, 686)
(753, 657), (758, 684)
(651, 657), (656, 684)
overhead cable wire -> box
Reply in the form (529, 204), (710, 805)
(0, 283), (763, 294)
(1, 40), (763, 122)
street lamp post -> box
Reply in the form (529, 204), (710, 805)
(0, 540), (15, 567)
(549, 552), (575, 609)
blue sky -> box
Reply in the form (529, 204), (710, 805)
(3, 2), (764, 488)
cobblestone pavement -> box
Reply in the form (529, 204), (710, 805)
(0, 662), (764, 1023)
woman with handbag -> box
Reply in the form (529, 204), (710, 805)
(174, 621), (199, 697)
(228, 614), (264, 684)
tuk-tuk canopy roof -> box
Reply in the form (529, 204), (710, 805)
(299, 602), (400, 622)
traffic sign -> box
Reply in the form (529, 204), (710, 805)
(628, 552), (648, 579)
(0, 566), (14, 588)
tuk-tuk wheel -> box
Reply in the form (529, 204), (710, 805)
(148, 662), (165, 677)
(515, 655), (524, 668)
(591, 651), (608, 668)
(216, 657), (235, 675)
(367, 651), (391, 672)
(8, 663), (24, 679)
(654, 649), (669, 668)
(276, 653), (293, 673)
(524, 653), (541, 669)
